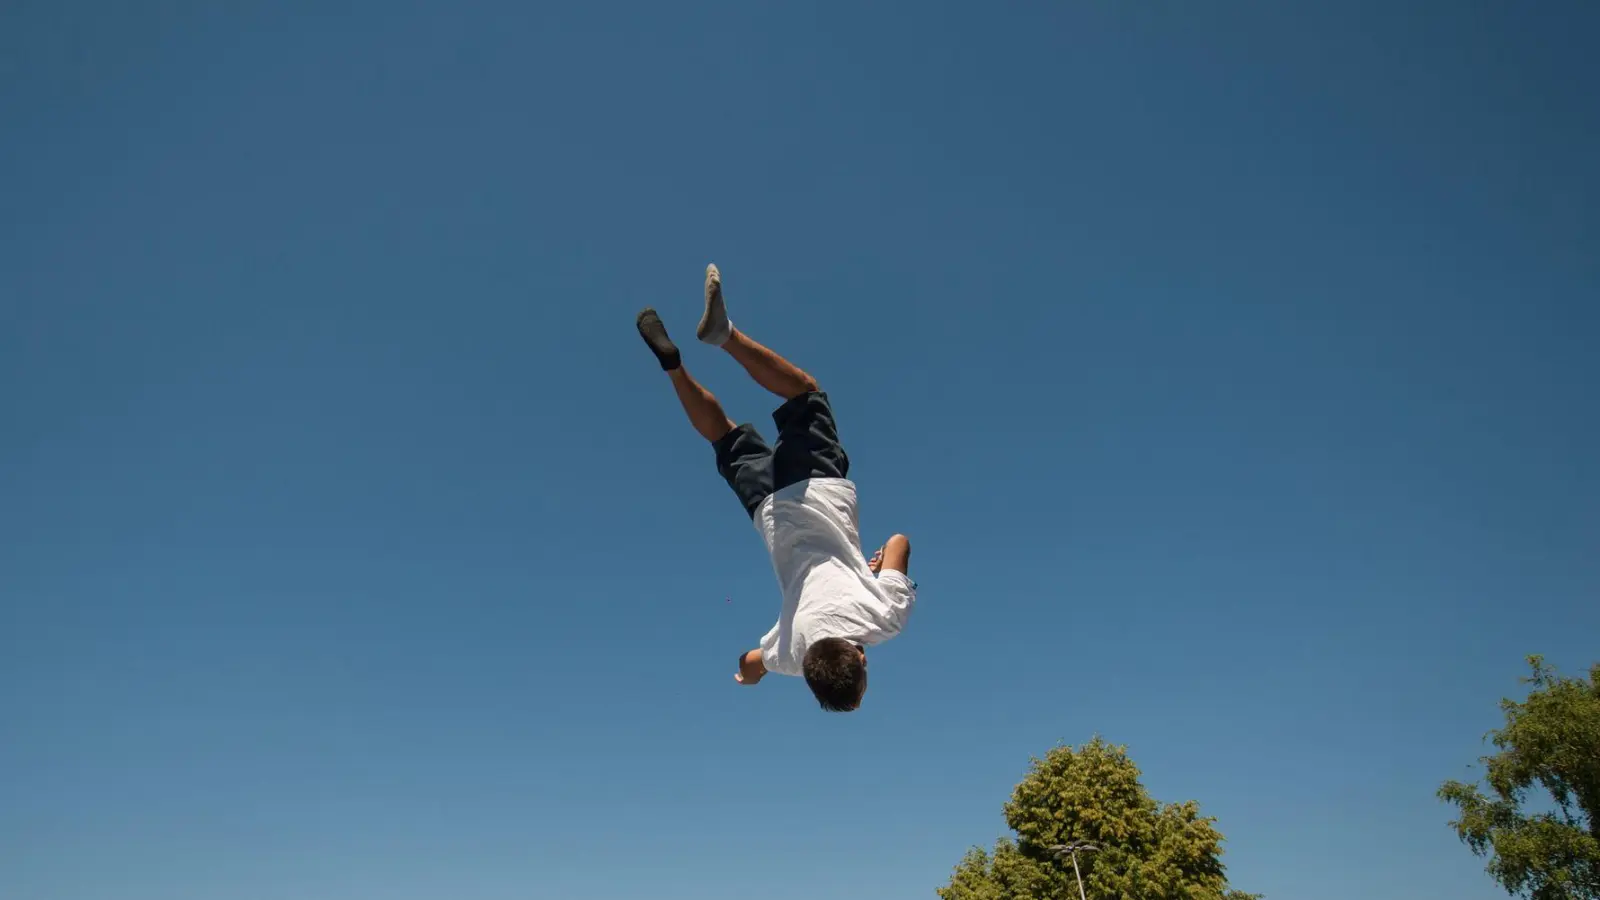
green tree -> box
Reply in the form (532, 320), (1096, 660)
(1439, 655), (1600, 900)
(938, 737), (1258, 900)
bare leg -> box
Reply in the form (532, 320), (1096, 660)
(722, 327), (820, 401)
(698, 264), (820, 401)
(668, 366), (736, 442)
(638, 306), (736, 442)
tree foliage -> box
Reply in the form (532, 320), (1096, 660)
(1439, 655), (1600, 900)
(938, 737), (1257, 900)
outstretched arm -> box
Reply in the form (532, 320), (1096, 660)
(868, 533), (912, 576)
(734, 649), (766, 685)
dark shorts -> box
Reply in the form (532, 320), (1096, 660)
(712, 391), (850, 518)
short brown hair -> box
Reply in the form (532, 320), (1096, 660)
(802, 638), (866, 711)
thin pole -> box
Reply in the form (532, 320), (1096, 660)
(1050, 841), (1098, 900)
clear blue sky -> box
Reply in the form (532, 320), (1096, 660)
(2, 2), (1596, 899)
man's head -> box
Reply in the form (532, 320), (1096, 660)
(802, 638), (867, 711)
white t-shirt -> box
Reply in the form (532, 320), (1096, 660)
(754, 477), (917, 677)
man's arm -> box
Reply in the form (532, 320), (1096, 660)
(868, 533), (912, 576)
(734, 648), (767, 685)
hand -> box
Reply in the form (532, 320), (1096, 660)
(869, 534), (910, 576)
(734, 649), (766, 686)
